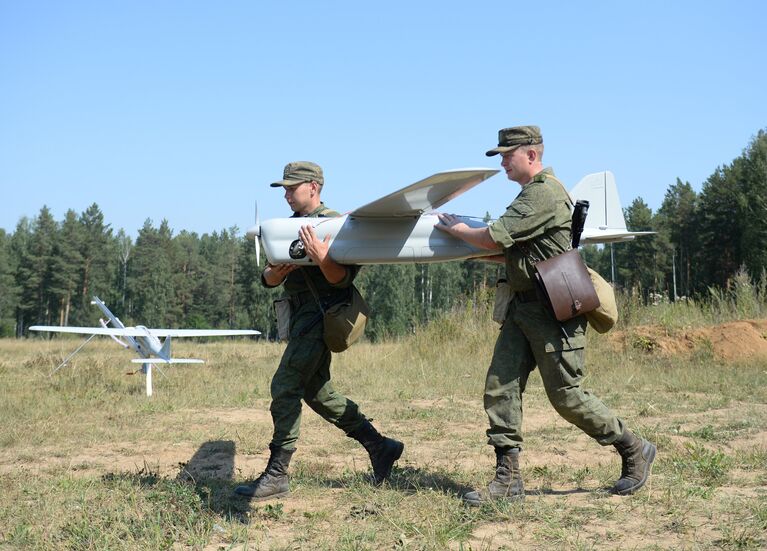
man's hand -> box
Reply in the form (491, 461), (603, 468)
(434, 213), (502, 251)
(298, 224), (331, 265)
(298, 224), (347, 284)
(263, 263), (299, 286)
(434, 213), (469, 236)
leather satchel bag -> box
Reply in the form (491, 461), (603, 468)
(532, 249), (600, 322)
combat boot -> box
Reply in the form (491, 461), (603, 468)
(611, 429), (656, 495)
(463, 447), (524, 507)
(234, 445), (294, 500)
(348, 420), (404, 484)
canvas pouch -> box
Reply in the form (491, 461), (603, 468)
(584, 267), (618, 333)
(492, 279), (512, 324)
(321, 285), (370, 352)
(300, 268), (369, 353)
(273, 298), (291, 341)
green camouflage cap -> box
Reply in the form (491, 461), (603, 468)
(485, 126), (543, 156)
(270, 161), (324, 187)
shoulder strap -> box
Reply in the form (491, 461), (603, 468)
(545, 173), (574, 209)
(517, 173), (574, 264)
(300, 268), (325, 313)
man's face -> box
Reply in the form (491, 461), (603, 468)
(500, 147), (528, 184)
(283, 181), (315, 213)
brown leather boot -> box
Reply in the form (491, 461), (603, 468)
(611, 429), (656, 495)
(463, 447), (524, 507)
(234, 445), (294, 500)
(348, 420), (404, 484)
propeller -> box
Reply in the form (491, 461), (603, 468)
(245, 201), (262, 266)
(255, 200), (260, 266)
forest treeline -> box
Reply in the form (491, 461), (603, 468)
(1, 130), (765, 339)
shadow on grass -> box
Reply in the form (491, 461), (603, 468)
(176, 439), (236, 483)
(289, 462), (475, 498)
(528, 487), (592, 496)
(388, 465), (475, 497)
(102, 440), (253, 522)
(100, 443), (481, 519)
(175, 439), (256, 521)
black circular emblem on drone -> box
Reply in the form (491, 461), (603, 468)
(289, 239), (307, 259)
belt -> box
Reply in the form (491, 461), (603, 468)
(289, 290), (337, 309)
(513, 288), (539, 303)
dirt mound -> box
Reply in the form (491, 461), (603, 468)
(611, 319), (767, 361)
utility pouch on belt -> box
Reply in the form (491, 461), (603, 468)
(273, 298), (291, 341)
(492, 279), (511, 324)
(301, 269), (369, 353)
(321, 286), (370, 352)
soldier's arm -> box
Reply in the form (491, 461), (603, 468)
(434, 214), (501, 250)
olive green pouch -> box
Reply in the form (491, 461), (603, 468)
(274, 298), (291, 341)
(492, 279), (511, 324)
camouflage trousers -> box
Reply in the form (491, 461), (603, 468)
(269, 304), (367, 451)
(485, 296), (624, 449)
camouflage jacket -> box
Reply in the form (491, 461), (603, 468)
(488, 168), (572, 292)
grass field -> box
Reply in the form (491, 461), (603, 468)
(1, 297), (766, 550)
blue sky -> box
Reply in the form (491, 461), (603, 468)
(2, 1), (765, 238)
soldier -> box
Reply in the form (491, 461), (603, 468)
(235, 161), (404, 500)
(435, 127), (656, 505)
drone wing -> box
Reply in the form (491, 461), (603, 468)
(29, 326), (260, 337)
(349, 168), (499, 218)
(130, 358), (205, 364)
(144, 329), (260, 337)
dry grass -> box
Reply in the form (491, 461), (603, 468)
(1, 304), (766, 550)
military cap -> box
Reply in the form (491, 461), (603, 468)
(485, 126), (543, 156)
(270, 161), (324, 187)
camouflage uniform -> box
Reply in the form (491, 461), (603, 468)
(486, 167), (624, 449)
(235, 161), (402, 500)
(263, 203), (368, 451)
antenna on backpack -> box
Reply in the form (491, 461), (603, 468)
(571, 200), (589, 248)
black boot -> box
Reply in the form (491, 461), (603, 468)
(234, 445), (295, 500)
(348, 420), (404, 484)
(463, 447), (524, 507)
(611, 429), (656, 495)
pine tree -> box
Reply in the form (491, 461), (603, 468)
(740, 130), (767, 278)
(172, 230), (202, 327)
(17, 207), (58, 327)
(127, 219), (175, 326)
(10, 218), (32, 336)
(0, 230), (20, 336)
(76, 204), (116, 325)
(614, 198), (659, 299)
(655, 179), (698, 298)
(695, 164), (745, 291)
(51, 209), (84, 325)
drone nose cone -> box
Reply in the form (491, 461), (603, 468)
(246, 225), (261, 239)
